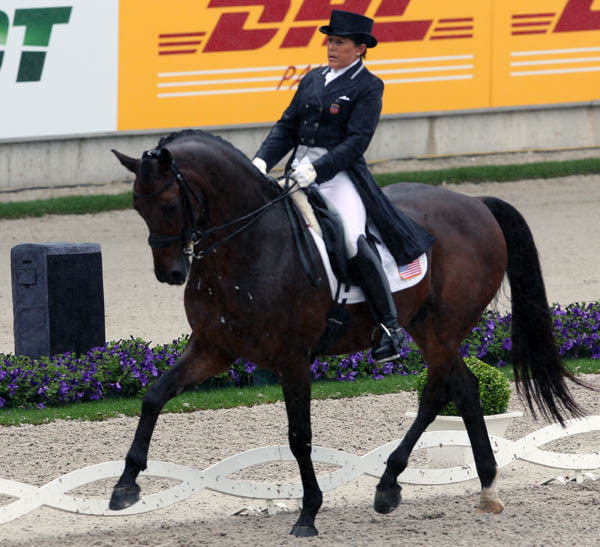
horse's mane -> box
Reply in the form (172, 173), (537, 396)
(154, 128), (282, 198)
(157, 129), (253, 167)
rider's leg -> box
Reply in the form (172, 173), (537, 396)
(318, 175), (404, 363)
(349, 236), (405, 363)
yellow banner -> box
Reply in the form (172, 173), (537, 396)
(117, 0), (600, 131)
(492, 0), (600, 107)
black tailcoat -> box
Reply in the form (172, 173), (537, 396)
(255, 62), (435, 264)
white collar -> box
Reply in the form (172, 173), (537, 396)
(325, 58), (361, 85)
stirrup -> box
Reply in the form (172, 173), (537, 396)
(371, 325), (405, 364)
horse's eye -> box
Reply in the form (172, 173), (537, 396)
(160, 203), (178, 216)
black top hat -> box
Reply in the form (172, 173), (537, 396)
(319, 10), (378, 48)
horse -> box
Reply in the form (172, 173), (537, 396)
(109, 129), (586, 538)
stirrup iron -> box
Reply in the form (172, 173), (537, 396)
(371, 324), (404, 364)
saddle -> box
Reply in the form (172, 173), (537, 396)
(271, 175), (353, 289)
(305, 186), (352, 286)
(270, 177), (352, 358)
(305, 187), (355, 359)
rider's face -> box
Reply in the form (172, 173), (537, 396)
(326, 35), (365, 71)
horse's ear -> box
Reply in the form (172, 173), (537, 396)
(112, 149), (139, 174)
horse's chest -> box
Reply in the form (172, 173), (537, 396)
(186, 274), (263, 326)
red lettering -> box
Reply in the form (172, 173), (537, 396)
(202, 0), (437, 53)
(555, 0), (600, 32)
(295, 0), (370, 21)
(204, 0), (289, 52)
(281, 27), (316, 48)
(375, 0), (411, 17)
(276, 65), (317, 90)
(374, 0), (431, 42)
(291, 64), (314, 88)
(295, 0), (431, 44)
(374, 20), (431, 42)
(207, 0), (288, 22)
(277, 66), (297, 89)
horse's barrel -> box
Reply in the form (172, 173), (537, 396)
(11, 243), (105, 359)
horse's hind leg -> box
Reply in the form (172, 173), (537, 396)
(109, 342), (229, 510)
(374, 364), (452, 514)
(280, 365), (322, 537)
(449, 357), (503, 513)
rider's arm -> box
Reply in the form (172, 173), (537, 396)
(312, 76), (383, 183)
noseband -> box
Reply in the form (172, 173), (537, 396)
(136, 148), (298, 259)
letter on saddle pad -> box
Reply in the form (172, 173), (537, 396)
(309, 226), (427, 304)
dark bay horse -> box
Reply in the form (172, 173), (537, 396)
(110, 129), (585, 537)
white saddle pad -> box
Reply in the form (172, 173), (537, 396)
(309, 227), (428, 304)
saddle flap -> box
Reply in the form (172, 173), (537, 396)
(307, 188), (351, 284)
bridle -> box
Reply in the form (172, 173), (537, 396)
(135, 148), (299, 259)
(135, 149), (204, 256)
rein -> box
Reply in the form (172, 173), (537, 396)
(192, 181), (293, 259)
(136, 149), (304, 260)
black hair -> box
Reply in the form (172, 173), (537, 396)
(351, 37), (367, 59)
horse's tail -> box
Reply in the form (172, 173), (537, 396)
(481, 196), (589, 425)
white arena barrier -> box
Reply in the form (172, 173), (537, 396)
(1, 415), (599, 524)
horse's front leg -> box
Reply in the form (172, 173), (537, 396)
(280, 365), (322, 537)
(109, 341), (229, 510)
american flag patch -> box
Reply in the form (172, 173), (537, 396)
(398, 258), (422, 280)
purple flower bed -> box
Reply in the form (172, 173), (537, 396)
(1, 302), (598, 409)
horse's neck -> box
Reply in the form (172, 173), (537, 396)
(204, 170), (276, 223)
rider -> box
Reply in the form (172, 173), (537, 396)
(252, 9), (435, 363)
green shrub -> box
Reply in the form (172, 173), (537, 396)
(414, 357), (511, 416)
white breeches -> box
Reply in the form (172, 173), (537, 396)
(292, 148), (367, 258)
(318, 173), (366, 258)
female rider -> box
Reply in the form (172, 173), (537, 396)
(252, 9), (435, 363)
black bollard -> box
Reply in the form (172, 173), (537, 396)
(11, 243), (105, 359)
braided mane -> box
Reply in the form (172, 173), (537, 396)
(157, 129), (252, 167)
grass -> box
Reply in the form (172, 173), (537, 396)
(375, 157), (600, 187)
(0, 358), (596, 426)
(0, 374), (416, 426)
(0, 193), (131, 219)
(1, 157), (599, 220)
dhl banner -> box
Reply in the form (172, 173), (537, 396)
(118, 0), (600, 131)
(117, 0), (493, 130)
(0, 1), (599, 140)
(492, 0), (600, 107)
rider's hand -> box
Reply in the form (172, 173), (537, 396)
(252, 157), (267, 175)
(292, 163), (317, 187)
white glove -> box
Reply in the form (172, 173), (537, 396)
(292, 163), (317, 187)
(252, 157), (267, 175)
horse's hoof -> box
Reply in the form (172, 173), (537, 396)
(374, 483), (402, 514)
(109, 483), (141, 510)
(477, 498), (504, 514)
(290, 525), (318, 537)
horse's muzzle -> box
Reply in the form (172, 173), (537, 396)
(152, 247), (190, 285)
(166, 270), (187, 285)
(154, 266), (188, 285)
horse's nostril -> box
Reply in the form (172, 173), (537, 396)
(168, 271), (186, 285)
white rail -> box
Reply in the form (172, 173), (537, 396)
(1, 415), (599, 524)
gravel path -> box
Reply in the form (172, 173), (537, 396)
(1, 377), (600, 547)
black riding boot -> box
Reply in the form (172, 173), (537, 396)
(350, 236), (405, 363)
